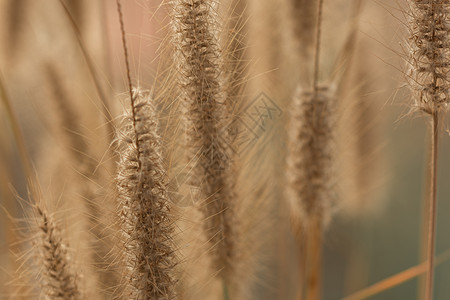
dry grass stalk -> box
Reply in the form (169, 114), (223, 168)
(406, 1), (450, 299)
(35, 205), (81, 299)
(286, 86), (335, 300)
(115, 2), (177, 297)
(306, 215), (323, 300)
(425, 108), (438, 300)
(407, 0), (449, 115)
(171, 0), (237, 283)
(342, 248), (450, 300)
(116, 89), (177, 299)
(286, 1), (329, 298)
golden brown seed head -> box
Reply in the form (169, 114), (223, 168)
(116, 89), (176, 300)
(407, 1), (450, 114)
(36, 206), (81, 300)
(286, 86), (336, 230)
(171, 0), (236, 281)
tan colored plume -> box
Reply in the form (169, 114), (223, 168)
(286, 86), (336, 230)
(35, 206), (81, 300)
(116, 89), (177, 300)
(171, 0), (237, 283)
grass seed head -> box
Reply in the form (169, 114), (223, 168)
(116, 89), (177, 300)
(407, 0), (450, 114)
(35, 206), (81, 300)
(286, 86), (336, 231)
(171, 0), (237, 282)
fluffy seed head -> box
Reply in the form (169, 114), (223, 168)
(286, 86), (336, 230)
(116, 89), (177, 300)
(171, 0), (237, 280)
(35, 206), (81, 300)
(407, 0), (450, 114)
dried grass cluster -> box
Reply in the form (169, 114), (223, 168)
(0, 0), (449, 300)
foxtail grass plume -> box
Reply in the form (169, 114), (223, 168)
(35, 206), (81, 300)
(407, 0), (450, 114)
(286, 84), (334, 300)
(406, 2), (450, 300)
(116, 89), (177, 299)
(171, 0), (237, 281)
(286, 86), (336, 230)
